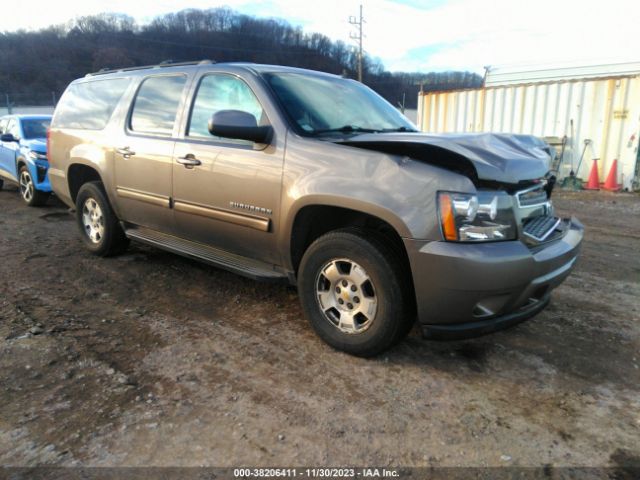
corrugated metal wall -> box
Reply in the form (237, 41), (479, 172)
(417, 76), (640, 190)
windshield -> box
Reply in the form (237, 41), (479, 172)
(264, 73), (416, 136)
(21, 118), (50, 139)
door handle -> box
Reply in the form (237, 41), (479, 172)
(177, 155), (202, 168)
(116, 147), (135, 158)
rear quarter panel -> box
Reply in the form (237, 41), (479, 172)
(48, 129), (116, 209)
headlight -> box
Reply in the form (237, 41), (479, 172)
(438, 191), (517, 242)
(29, 151), (48, 161)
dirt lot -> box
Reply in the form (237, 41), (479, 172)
(0, 186), (639, 470)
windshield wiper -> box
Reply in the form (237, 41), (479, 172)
(310, 125), (381, 136)
(378, 126), (419, 133)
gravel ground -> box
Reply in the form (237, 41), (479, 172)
(0, 186), (639, 472)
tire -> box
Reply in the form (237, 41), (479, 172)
(75, 181), (129, 256)
(298, 228), (414, 357)
(18, 165), (50, 206)
(0, 178), (3, 189)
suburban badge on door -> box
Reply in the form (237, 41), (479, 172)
(230, 201), (273, 215)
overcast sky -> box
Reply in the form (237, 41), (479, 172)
(2, 0), (638, 73)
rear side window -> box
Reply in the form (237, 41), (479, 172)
(53, 78), (130, 130)
(130, 75), (187, 136)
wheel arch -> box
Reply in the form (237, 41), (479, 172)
(17, 154), (42, 180)
(16, 155), (28, 172)
(67, 163), (103, 204)
(287, 201), (412, 280)
(16, 156), (37, 184)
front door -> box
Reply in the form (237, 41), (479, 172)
(172, 73), (284, 264)
(0, 118), (20, 180)
(114, 74), (189, 232)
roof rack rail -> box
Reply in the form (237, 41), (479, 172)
(85, 59), (215, 77)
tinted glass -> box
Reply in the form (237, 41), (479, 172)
(0, 118), (7, 134)
(188, 74), (264, 139)
(53, 78), (130, 130)
(130, 75), (186, 136)
(265, 73), (415, 135)
(21, 118), (50, 139)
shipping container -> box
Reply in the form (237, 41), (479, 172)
(416, 63), (640, 190)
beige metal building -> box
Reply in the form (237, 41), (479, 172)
(416, 62), (640, 190)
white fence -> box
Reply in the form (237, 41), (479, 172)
(0, 106), (55, 116)
(417, 76), (640, 190)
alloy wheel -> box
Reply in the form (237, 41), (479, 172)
(315, 258), (378, 334)
(82, 198), (105, 244)
(19, 170), (34, 203)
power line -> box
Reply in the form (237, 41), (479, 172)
(348, 5), (364, 82)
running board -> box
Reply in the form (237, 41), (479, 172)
(124, 226), (288, 282)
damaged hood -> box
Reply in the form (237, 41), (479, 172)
(339, 132), (552, 184)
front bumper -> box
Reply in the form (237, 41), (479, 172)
(404, 217), (583, 340)
(28, 158), (52, 192)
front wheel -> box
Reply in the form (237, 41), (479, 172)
(75, 181), (129, 256)
(19, 165), (49, 206)
(298, 229), (414, 357)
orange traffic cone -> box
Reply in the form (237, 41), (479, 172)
(603, 159), (621, 191)
(584, 158), (600, 190)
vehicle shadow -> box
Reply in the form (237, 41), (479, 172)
(387, 304), (639, 393)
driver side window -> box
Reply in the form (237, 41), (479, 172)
(7, 120), (20, 139)
(187, 74), (265, 142)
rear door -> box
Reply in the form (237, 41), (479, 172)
(113, 74), (190, 232)
(172, 72), (284, 264)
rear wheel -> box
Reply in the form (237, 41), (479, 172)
(75, 181), (129, 256)
(0, 178), (4, 189)
(298, 229), (414, 357)
(19, 165), (49, 206)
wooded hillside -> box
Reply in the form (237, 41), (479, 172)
(0, 8), (483, 109)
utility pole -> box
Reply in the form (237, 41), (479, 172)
(349, 5), (364, 82)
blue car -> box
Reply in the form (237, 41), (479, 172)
(0, 114), (52, 206)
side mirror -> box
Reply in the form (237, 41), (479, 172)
(208, 110), (272, 144)
(1, 133), (17, 143)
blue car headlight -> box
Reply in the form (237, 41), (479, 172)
(29, 151), (48, 161)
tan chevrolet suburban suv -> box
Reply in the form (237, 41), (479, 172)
(48, 60), (583, 356)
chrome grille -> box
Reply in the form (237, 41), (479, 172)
(523, 215), (560, 242)
(516, 183), (548, 208)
